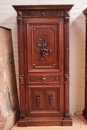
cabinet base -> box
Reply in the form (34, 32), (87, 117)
(83, 109), (87, 121)
(17, 117), (72, 126)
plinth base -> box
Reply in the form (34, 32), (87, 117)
(17, 116), (72, 127)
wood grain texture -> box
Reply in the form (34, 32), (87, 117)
(13, 5), (73, 126)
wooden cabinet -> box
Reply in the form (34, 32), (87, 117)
(83, 8), (87, 121)
(13, 5), (73, 126)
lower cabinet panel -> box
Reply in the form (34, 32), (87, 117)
(27, 86), (62, 117)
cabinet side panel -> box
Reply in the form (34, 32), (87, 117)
(17, 18), (26, 118)
(64, 17), (70, 118)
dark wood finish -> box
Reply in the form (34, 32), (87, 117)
(83, 8), (87, 121)
(13, 5), (73, 126)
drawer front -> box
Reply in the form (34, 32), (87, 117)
(28, 73), (61, 84)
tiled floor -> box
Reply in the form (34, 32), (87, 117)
(11, 115), (87, 130)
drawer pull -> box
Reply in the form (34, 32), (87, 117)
(49, 94), (53, 106)
(36, 94), (40, 106)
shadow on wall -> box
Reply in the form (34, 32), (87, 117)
(70, 13), (85, 115)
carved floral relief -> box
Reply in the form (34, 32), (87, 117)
(36, 36), (52, 60)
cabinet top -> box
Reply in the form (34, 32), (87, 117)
(13, 5), (73, 11)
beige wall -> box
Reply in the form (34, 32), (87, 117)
(0, 0), (86, 115)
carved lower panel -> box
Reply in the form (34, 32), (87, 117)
(28, 87), (60, 112)
(29, 75), (60, 83)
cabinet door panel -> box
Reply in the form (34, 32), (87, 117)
(25, 18), (63, 71)
(29, 88), (44, 112)
(28, 86), (63, 117)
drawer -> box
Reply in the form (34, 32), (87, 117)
(28, 73), (61, 84)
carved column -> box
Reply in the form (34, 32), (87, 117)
(64, 15), (70, 119)
(17, 16), (26, 118)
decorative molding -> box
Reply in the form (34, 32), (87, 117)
(64, 74), (69, 83)
(32, 64), (56, 69)
(22, 10), (65, 17)
(17, 11), (22, 16)
(17, 19), (22, 26)
(64, 17), (69, 25)
(23, 10), (32, 16)
(54, 10), (64, 17)
(29, 76), (60, 83)
(19, 75), (24, 84)
(29, 76), (42, 82)
(41, 11), (46, 17)
(64, 10), (69, 17)
(36, 36), (52, 60)
(41, 76), (46, 83)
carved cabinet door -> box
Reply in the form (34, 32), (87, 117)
(24, 18), (64, 117)
(13, 4), (73, 126)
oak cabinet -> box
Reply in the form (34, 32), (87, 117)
(13, 5), (73, 126)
